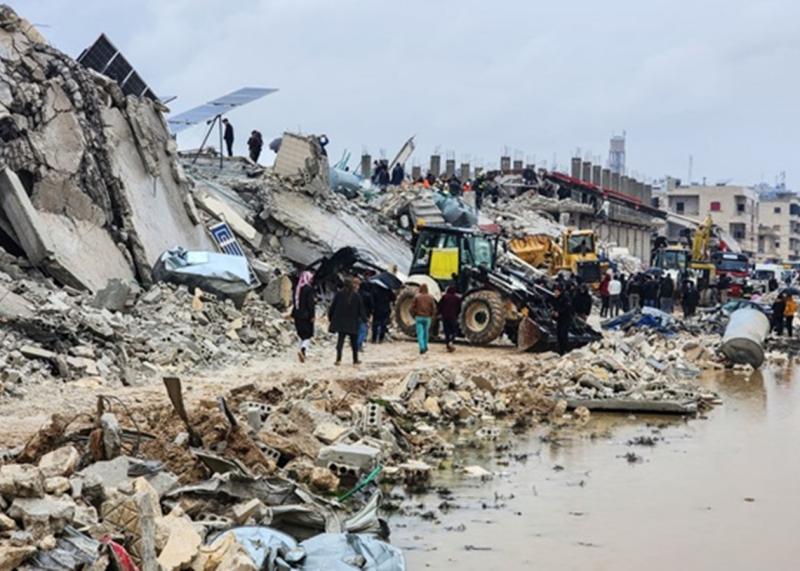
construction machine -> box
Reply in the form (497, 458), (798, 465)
(394, 224), (600, 351)
(651, 214), (717, 290)
(508, 229), (602, 284)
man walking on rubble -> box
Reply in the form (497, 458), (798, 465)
(354, 277), (373, 351)
(222, 118), (234, 157)
(247, 130), (263, 163)
(371, 283), (396, 344)
(552, 284), (573, 356)
(328, 278), (365, 366)
(410, 283), (436, 355)
(438, 285), (462, 352)
(682, 280), (699, 318)
(292, 271), (315, 362)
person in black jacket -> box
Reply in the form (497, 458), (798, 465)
(354, 277), (373, 351)
(572, 284), (593, 320)
(371, 285), (396, 343)
(772, 293), (786, 335)
(328, 278), (365, 365)
(291, 271), (315, 362)
(247, 130), (263, 163)
(643, 275), (660, 308)
(659, 275), (675, 313)
(552, 284), (573, 356)
(390, 163), (405, 186)
(222, 118), (234, 157)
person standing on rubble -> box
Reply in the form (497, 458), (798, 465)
(552, 284), (573, 356)
(390, 162), (405, 186)
(222, 118), (234, 157)
(784, 294), (797, 337)
(599, 273), (611, 317)
(659, 274), (675, 313)
(410, 283), (436, 355)
(772, 293), (786, 336)
(371, 283), (396, 344)
(682, 280), (700, 318)
(354, 277), (373, 351)
(247, 130), (263, 163)
(573, 284), (593, 320)
(628, 273), (642, 310)
(292, 271), (315, 362)
(608, 274), (622, 317)
(438, 285), (462, 352)
(328, 278), (365, 365)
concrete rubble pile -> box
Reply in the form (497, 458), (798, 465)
(0, 377), (409, 569)
(0, 260), (295, 393)
(183, 154), (412, 274)
(0, 6), (212, 293)
(484, 190), (592, 238)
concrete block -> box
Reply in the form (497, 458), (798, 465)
(317, 443), (380, 472)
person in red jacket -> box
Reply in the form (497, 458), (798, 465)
(438, 285), (462, 352)
(599, 273), (611, 318)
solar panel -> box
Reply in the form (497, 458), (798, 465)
(167, 87), (278, 134)
(77, 34), (157, 101)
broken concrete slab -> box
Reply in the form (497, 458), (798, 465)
(0, 541), (36, 571)
(19, 345), (56, 361)
(8, 495), (76, 536)
(0, 168), (136, 292)
(194, 186), (262, 248)
(91, 278), (133, 312)
(78, 456), (130, 491)
(0, 284), (34, 319)
(273, 132), (330, 195)
(0, 464), (45, 498)
(156, 511), (202, 571)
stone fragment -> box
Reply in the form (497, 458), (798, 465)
(91, 278), (132, 312)
(0, 541), (36, 571)
(8, 495), (76, 536)
(231, 498), (266, 524)
(78, 456), (130, 491)
(0, 514), (16, 532)
(312, 422), (349, 445)
(38, 445), (80, 478)
(44, 477), (70, 495)
(156, 512), (202, 571)
(19, 345), (56, 361)
(309, 467), (339, 493)
(463, 465), (493, 479)
(422, 397), (441, 418)
(0, 464), (45, 498)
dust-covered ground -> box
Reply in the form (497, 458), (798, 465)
(0, 338), (531, 447)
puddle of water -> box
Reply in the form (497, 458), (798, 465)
(388, 366), (800, 570)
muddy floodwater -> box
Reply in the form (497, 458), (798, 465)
(388, 367), (800, 570)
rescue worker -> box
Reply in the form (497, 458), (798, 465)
(784, 293), (797, 337)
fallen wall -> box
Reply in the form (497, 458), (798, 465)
(0, 6), (212, 291)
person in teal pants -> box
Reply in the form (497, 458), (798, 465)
(410, 283), (436, 354)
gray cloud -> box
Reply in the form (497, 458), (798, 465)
(22, 0), (800, 188)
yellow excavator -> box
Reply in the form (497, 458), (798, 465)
(651, 214), (716, 288)
(508, 228), (602, 284)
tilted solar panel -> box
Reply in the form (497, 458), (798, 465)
(167, 87), (278, 133)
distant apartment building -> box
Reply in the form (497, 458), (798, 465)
(757, 191), (800, 261)
(666, 185), (759, 256)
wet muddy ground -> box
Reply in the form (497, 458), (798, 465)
(389, 366), (800, 570)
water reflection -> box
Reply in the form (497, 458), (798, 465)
(390, 362), (800, 570)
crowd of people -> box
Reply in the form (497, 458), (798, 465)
(595, 271), (704, 319)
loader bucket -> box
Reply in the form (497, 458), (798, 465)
(516, 317), (543, 352)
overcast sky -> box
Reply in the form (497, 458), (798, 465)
(20, 0), (800, 188)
